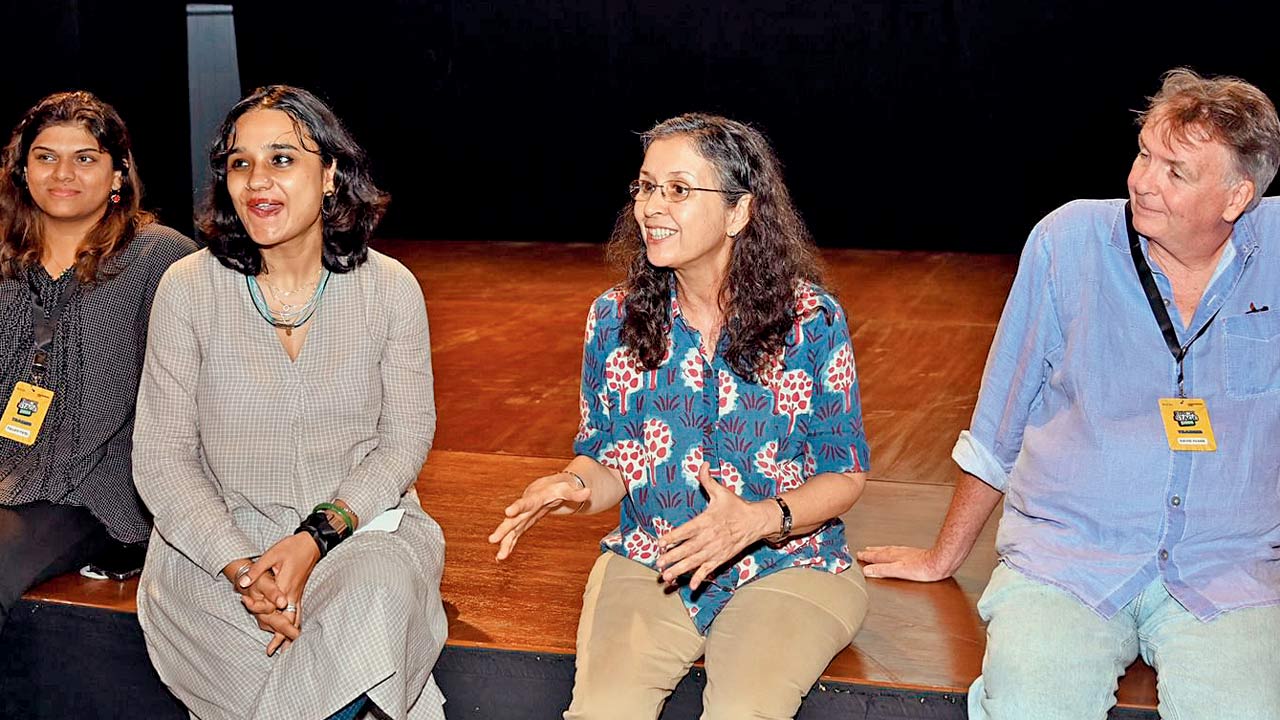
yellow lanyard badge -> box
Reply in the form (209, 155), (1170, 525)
(1158, 397), (1217, 452)
(1126, 204), (1220, 453)
(1, 382), (54, 446)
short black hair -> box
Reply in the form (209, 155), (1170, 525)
(198, 85), (389, 275)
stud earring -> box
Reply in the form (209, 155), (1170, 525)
(109, 189), (121, 204)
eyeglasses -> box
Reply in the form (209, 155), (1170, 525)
(628, 179), (735, 203)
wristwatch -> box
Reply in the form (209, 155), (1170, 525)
(770, 495), (793, 542)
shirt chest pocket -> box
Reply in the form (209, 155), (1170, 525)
(1223, 312), (1280, 397)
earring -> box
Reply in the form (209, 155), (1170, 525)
(109, 189), (121, 204)
(322, 190), (335, 215)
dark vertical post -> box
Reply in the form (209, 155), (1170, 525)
(186, 4), (240, 236)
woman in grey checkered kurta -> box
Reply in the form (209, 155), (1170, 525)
(132, 85), (446, 720)
(133, 248), (446, 720)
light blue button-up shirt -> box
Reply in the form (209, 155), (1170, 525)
(955, 198), (1280, 621)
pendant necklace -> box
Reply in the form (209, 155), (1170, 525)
(246, 268), (332, 336)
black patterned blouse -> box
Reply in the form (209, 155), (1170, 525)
(0, 224), (196, 542)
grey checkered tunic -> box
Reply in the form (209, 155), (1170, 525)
(133, 249), (447, 720)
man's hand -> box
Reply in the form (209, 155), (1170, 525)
(857, 545), (957, 581)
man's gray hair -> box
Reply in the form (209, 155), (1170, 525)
(1139, 68), (1280, 211)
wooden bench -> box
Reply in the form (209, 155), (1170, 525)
(7, 241), (1161, 717)
(11, 451), (1158, 719)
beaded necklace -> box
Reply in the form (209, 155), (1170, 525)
(246, 269), (332, 336)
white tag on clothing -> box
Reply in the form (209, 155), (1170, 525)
(353, 508), (405, 535)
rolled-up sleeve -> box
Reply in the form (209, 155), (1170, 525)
(956, 221), (1063, 492)
(572, 296), (618, 462)
(805, 300), (871, 475)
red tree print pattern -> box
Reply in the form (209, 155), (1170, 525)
(682, 445), (704, 486)
(792, 284), (822, 344)
(782, 532), (822, 556)
(824, 342), (857, 412)
(574, 391), (594, 443)
(754, 441), (805, 492)
(601, 288), (626, 318)
(773, 369), (814, 434)
(718, 369), (739, 416)
(651, 517), (673, 539)
(642, 418), (674, 480)
(605, 439), (648, 489)
(757, 349), (787, 389)
(624, 528), (659, 564)
(648, 338), (673, 390)
(605, 347), (644, 415)
(584, 303), (599, 345)
(713, 460), (745, 494)
(754, 441), (784, 486)
(680, 347), (703, 391)
(735, 555), (759, 586)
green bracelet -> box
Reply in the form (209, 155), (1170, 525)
(315, 502), (356, 535)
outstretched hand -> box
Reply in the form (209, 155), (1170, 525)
(656, 463), (773, 591)
(488, 472), (591, 560)
(856, 545), (955, 582)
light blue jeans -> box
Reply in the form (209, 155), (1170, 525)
(968, 563), (1280, 720)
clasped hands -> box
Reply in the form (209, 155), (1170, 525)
(223, 533), (321, 656)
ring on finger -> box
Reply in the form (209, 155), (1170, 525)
(283, 604), (298, 613)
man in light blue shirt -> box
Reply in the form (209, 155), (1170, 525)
(859, 68), (1280, 719)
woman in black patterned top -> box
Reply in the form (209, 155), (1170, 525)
(0, 91), (195, 632)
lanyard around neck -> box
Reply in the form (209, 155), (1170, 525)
(27, 269), (79, 385)
(1124, 202), (1220, 398)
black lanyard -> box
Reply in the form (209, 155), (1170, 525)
(1124, 202), (1220, 398)
(27, 269), (78, 386)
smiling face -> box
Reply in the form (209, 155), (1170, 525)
(1127, 116), (1254, 254)
(24, 123), (121, 227)
(224, 108), (336, 251)
(633, 135), (750, 279)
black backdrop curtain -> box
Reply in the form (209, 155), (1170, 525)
(4, 0), (1278, 252)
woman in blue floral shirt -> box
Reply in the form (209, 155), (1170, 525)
(490, 113), (871, 719)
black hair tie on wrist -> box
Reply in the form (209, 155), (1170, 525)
(295, 510), (348, 559)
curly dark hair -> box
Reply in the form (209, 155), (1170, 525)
(198, 85), (389, 275)
(0, 91), (154, 282)
(608, 113), (824, 381)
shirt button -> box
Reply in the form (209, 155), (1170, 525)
(1162, 298), (1171, 306)
(1159, 549), (1169, 561)
(1170, 495), (1181, 507)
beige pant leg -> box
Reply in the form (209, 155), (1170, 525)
(564, 553), (707, 720)
(700, 566), (869, 720)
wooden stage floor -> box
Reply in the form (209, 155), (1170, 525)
(24, 239), (1158, 713)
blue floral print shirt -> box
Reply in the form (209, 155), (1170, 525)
(573, 282), (871, 633)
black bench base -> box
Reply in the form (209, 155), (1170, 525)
(2, 600), (1158, 719)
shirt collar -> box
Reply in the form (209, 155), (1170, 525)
(1110, 199), (1261, 262)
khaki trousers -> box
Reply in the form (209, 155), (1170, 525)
(564, 552), (869, 720)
